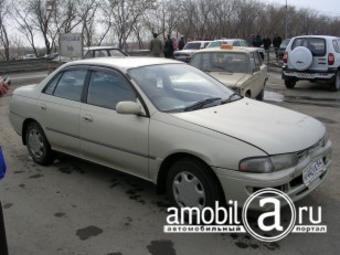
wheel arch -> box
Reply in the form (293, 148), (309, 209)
(156, 152), (226, 202)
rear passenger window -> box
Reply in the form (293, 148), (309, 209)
(53, 70), (87, 101)
(333, 40), (340, 53)
(233, 41), (241, 46)
(87, 70), (136, 109)
(292, 38), (326, 56)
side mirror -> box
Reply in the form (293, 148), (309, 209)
(116, 101), (142, 115)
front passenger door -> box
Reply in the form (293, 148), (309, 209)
(80, 68), (150, 179)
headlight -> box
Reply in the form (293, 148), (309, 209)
(239, 153), (298, 173)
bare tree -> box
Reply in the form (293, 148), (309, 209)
(0, 0), (10, 60)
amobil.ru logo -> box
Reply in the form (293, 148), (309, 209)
(164, 188), (327, 242)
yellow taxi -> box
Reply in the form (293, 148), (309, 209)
(190, 44), (268, 100)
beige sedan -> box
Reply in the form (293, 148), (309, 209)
(190, 47), (268, 100)
(9, 57), (331, 209)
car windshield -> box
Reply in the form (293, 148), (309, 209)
(184, 43), (201, 50)
(207, 41), (222, 48)
(128, 64), (237, 112)
(191, 52), (251, 74)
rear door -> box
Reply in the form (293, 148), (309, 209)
(39, 67), (88, 154)
(291, 37), (328, 71)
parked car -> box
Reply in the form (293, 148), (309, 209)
(277, 39), (290, 61)
(9, 57), (332, 208)
(282, 35), (340, 91)
(190, 45), (268, 100)
(83, 46), (128, 58)
(22, 54), (37, 60)
(173, 41), (210, 62)
(207, 39), (265, 59)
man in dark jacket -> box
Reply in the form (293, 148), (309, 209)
(150, 33), (162, 57)
(164, 34), (174, 58)
(178, 37), (185, 50)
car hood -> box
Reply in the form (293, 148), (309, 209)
(209, 72), (251, 87)
(174, 49), (197, 55)
(172, 98), (325, 154)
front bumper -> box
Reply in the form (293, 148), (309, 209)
(282, 67), (337, 81)
(213, 140), (332, 209)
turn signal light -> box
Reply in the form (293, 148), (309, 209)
(328, 53), (335, 65)
(283, 52), (288, 64)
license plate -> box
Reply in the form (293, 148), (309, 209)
(303, 159), (325, 186)
(296, 73), (314, 79)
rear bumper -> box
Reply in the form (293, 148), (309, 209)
(282, 67), (337, 81)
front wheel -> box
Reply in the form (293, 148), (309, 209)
(26, 122), (54, 165)
(285, 79), (296, 89)
(166, 158), (223, 209)
(330, 71), (340, 92)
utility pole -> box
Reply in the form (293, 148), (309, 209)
(285, 0), (288, 39)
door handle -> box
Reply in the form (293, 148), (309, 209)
(82, 114), (93, 122)
(40, 104), (47, 111)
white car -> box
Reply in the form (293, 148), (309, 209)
(207, 38), (265, 59)
(282, 35), (340, 91)
(173, 41), (210, 62)
(9, 57), (332, 208)
(190, 46), (268, 99)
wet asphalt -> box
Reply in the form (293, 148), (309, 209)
(0, 71), (339, 255)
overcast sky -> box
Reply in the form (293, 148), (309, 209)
(260, 0), (340, 17)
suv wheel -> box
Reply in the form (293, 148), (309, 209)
(166, 158), (223, 209)
(26, 122), (54, 165)
(285, 80), (296, 89)
(331, 71), (340, 92)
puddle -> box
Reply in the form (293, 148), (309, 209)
(264, 91), (340, 109)
(264, 91), (284, 102)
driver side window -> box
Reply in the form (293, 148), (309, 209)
(86, 70), (137, 110)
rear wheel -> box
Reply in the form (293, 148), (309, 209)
(166, 158), (223, 209)
(330, 71), (340, 92)
(285, 79), (296, 89)
(26, 122), (54, 165)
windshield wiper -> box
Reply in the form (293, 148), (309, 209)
(184, 97), (222, 111)
(220, 93), (242, 104)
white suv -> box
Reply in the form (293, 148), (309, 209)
(282, 35), (340, 91)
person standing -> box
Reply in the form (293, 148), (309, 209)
(0, 76), (9, 255)
(273, 35), (282, 60)
(149, 33), (162, 57)
(178, 37), (185, 50)
(263, 37), (272, 63)
(164, 34), (174, 58)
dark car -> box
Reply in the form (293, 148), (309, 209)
(278, 39), (290, 60)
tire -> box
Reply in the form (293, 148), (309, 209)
(25, 122), (54, 165)
(256, 89), (264, 101)
(285, 79), (296, 89)
(166, 158), (223, 209)
(330, 71), (340, 92)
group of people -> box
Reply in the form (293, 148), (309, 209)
(250, 34), (283, 50)
(149, 33), (186, 58)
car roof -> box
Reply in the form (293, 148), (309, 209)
(210, 39), (243, 43)
(196, 46), (256, 54)
(292, 35), (340, 40)
(64, 57), (181, 71)
(186, 41), (211, 44)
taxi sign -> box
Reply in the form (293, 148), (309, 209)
(220, 44), (233, 50)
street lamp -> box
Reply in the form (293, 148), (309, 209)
(285, 0), (288, 39)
